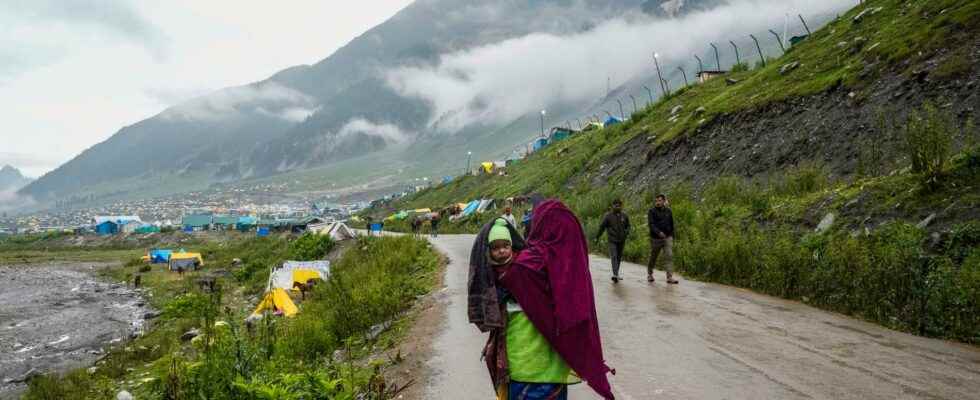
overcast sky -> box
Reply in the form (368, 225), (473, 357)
(0, 0), (413, 178)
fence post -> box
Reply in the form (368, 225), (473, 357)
(642, 86), (654, 106)
(729, 40), (741, 66)
(677, 66), (689, 86)
(628, 94), (638, 114)
(750, 34), (766, 67)
(799, 14), (812, 36)
(768, 29), (786, 53)
(709, 43), (721, 71)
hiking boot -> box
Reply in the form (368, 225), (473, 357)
(611, 276), (620, 283)
(647, 275), (655, 283)
(666, 274), (679, 284)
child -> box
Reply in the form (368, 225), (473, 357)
(487, 218), (580, 400)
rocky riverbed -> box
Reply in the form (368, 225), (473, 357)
(0, 262), (151, 399)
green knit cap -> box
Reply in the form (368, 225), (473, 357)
(488, 218), (512, 244)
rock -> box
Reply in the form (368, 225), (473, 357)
(143, 311), (160, 320)
(180, 328), (200, 342)
(844, 198), (860, 209)
(816, 213), (836, 233)
(116, 390), (134, 400)
(916, 213), (936, 229)
(88, 366), (98, 374)
(5, 368), (40, 384)
(852, 8), (874, 24)
(725, 78), (739, 86)
(695, 106), (706, 116)
(332, 349), (347, 363)
(779, 61), (800, 75)
(670, 105), (684, 115)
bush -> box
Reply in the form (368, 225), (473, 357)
(903, 102), (953, 190)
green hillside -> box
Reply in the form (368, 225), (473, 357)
(372, 0), (980, 343)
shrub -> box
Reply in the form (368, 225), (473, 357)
(903, 102), (953, 190)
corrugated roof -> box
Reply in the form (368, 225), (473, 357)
(93, 216), (142, 225)
(212, 215), (238, 225)
(181, 215), (212, 227)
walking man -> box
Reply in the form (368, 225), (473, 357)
(596, 199), (631, 283)
(430, 213), (440, 238)
(647, 194), (678, 284)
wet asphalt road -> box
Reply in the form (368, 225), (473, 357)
(421, 234), (980, 400)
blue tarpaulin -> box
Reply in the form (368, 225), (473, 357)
(460, 200), (480, 217)
(257, 227), (270, 237)
(149, 249), (172, 264)
(604, 116), (622, 126)
(532, 137), (549, 152)
(442, 176), (454, 184)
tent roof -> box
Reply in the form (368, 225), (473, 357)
(182, 215), (212, 227)
(212, 215), (238, 225)
(94, 216), (142, 225)
(251, 288), (298, 317)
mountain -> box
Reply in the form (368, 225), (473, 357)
(20, 0), (728, 206)
(0, 165), (32, 191)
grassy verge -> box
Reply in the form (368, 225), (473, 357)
(23, 234), (442, 399)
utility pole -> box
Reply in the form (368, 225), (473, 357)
(465, 151), (472, 175)
(750, 34), (766, 67)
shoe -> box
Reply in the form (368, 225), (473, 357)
(666, 275), (679, 284)
(647, 275), (655, 283)
(611, 276), (620, 283)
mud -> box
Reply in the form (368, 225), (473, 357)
(420, 234), (980, 400)
(0, 262), (151, 399)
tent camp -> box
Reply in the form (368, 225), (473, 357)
(270, 261), (331, 291)
(460, 200), (481, 217)
(135, 224), (160, 234)
(550, 127), (573, 142)
(250, 288), (298, 318)
(308, 221), (357, 241)
(481, 162), (494, 174)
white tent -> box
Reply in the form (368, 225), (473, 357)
(308, 221), (358, 241)
(269, 261), (331, 291)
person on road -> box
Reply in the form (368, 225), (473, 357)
(430, 213), (441, 238)
(411, 217), (421, 238)
(596, 199), (631, 283)
(468, 200), (616, 400)
(501, 204), (518, 228)
(647, 194), (678, 284)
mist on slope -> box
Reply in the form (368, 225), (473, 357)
(386, 0), (855, 134)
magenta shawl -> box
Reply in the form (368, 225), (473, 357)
(499, 200), (615, 399)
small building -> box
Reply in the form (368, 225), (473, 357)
(93, 216), (142, 235)
(212, 215), (239, 230)
(182, 215), (213, 231)
(697, 70), (728, 83)
(236, 216), (258, 232)
(120, 220), (143, 234)
(95, 220), (119, 235)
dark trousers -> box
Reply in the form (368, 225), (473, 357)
(608, 241), (625, 277)
(648, 237), (674, 276)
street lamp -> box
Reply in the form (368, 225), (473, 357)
(709, 43), (721, 71)
(653, 52), (667, 96)
(616, 99), (625, 120)
(540, 110), (547, 137)
(628, 94), (638, 114)
(465, 151), (472, 175)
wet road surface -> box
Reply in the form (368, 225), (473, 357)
(422, 234), (980, 399)
(0, 262), (150, 399)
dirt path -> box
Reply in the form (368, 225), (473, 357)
(0, 262), (151, 399)
(418, 234), (980, 400)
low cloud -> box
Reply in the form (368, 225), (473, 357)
(0, 189), (35, 213)
(387, 0), (853, 133)
(161, 82), (316, 122)
(337, 118), (410, 144)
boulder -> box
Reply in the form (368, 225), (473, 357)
(143, 311), (160, 320)
(117, 390), (134, 400)
(725, 78), (740, 86)
(694, 106), (706, 116)
(670, 105), (684, 115)
(816, 213), (836, 233)
(916, 213), (937, 229)
(180, 328), (200, 342)
(779, 61), (800, 75)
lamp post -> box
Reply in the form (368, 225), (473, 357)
(465, 151), (472, 175)
(616, 99), (625, 120)
(540, 110), (547, 137)
(642, 85), (654, 106)
(653, 52), (667, 96)
(628, 94), (638, 114)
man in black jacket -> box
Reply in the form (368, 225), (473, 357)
(648, 194), (678, 284)
(596, 199), (631, 282)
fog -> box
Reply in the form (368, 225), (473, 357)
(387, 0), (855, 133)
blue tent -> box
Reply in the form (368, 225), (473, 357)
(257, 227), (270, 237)
(442, 176), (454, 184)
(604, 116), (622, 127)
(532, 137), (549, 152)
(549, 127), (573, 142)
(95, 221), (119, 235)
(149, 249), (173, 264)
